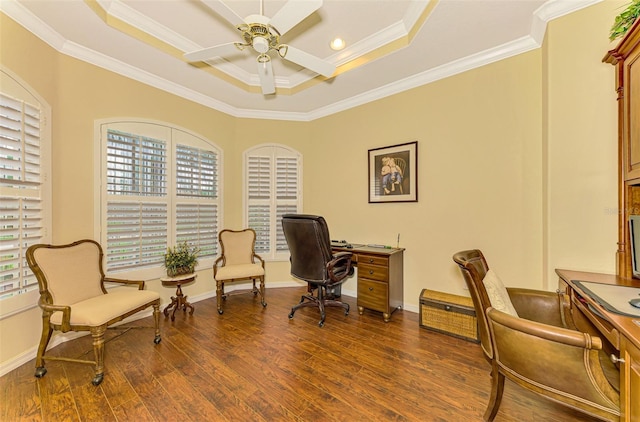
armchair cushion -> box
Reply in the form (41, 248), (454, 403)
(49, 289), (160, 326)
(215, 263), (265, 281)
(482, 269), (518, 317)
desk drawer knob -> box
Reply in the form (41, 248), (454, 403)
(610, 354), (625, 364)
(369, 287), (374, 291)
(369, 270), (374, 275)
(368, 259), (374, 263)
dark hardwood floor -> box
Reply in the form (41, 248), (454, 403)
(1, 287), (598, 421)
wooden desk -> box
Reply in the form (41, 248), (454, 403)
(556, 269), (640, 421)
(333, 244), (404, 322)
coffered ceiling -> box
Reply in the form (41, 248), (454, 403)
(1, 0), (599, 120)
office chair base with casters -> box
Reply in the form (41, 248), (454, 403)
(289, 287), (350, 327)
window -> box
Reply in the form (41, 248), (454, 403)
(244, 144), (302, 261)
(97, 120), (221, 279)
(0, 68), (51, 318)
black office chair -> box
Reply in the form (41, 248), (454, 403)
(281, 214), (354, 327)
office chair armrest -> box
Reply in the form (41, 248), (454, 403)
(104, 277), (145, 290)
(507, 287), (565, 328)
(327, 252), (353, 282)
(39, 300), (72, 332)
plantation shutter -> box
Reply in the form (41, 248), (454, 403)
(106, 202), (167, 271)
(0, 93), (43, 299)
(106, 130), (166, 196)
(175, 144), (219, 258)
(176, 144), (217, 198)
(176, 203), (218, 258)
(275, 156), (298, 252)
(105, 129), (168, 272)
(247, 155), (272, 254)
(245, 146), (301, 259)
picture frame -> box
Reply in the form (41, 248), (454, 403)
(368, 141), (418, 203)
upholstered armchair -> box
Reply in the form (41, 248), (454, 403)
(213, 229), (266, 314)
(281, 214), (353, 327)
(453, 249), (619, 422)
(26, 239), (161, 386)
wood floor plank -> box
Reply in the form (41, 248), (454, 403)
(3, 287), (605, 421)
(0, 362), (42, 421)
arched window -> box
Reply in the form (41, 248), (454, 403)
(96, 119), (222, 279)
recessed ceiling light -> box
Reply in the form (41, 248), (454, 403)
(330, 38), (346, 51)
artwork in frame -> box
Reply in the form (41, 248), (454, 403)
(368, 141), (418, 203)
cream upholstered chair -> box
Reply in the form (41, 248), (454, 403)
(26, 239), (161, 386)
(453, 249), (619, 422)
(213, 229), (266, 314)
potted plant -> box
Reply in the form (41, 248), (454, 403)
(164, 241), (200, 277)
(610, 0), (640, 40)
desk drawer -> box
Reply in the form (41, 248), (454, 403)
(358, 254), (388, 267)
(358, 279), (388, 312)
(358, 263), (388, 282)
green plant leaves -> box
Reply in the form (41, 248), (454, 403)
(164, 241), (200, 274)
(610, 0), (640, 41)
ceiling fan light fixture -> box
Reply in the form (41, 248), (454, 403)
(252, 36), (270, 54)
(330, 37), (346, 51)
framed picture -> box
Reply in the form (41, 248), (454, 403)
(368, 141), (418, 203)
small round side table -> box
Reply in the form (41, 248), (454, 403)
(161, 273), (196, 321)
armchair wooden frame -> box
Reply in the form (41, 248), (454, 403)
(453, 249), (619, 422)
(213, 229), (266, 315)
(26, 239), (161, 386)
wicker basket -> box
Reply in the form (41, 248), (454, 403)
(419, 289), (479, 343)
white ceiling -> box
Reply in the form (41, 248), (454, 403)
(1, 0), (599, 121)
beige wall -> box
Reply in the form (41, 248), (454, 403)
(0, 1), (623, 371)
(545, 2), (621, 282)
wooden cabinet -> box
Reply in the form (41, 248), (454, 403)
(604, 18), (640, 279)
(620, 335), (640, 422)
(355, 249), (404, 322)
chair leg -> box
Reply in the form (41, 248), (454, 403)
(90, 325), (107, 386)
(34, 316), (53, 378)
(216, 279), (224, 314)
(484, 366), (505, 422)
(259, 276), (266, 308)
(317, 287), (326, 327)
(152, 302), (161, 344)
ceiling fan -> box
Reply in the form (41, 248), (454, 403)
(185, 0), (336, 95)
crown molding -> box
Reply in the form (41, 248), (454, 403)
(1, 0), (602, 122)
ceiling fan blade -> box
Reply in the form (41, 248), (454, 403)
(200, 0), (244, 26)
(268, 0), (323, 36)
(256, 56), (276, 95)
(184, 42), (243, 62)
(278, 45), (335, 77)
